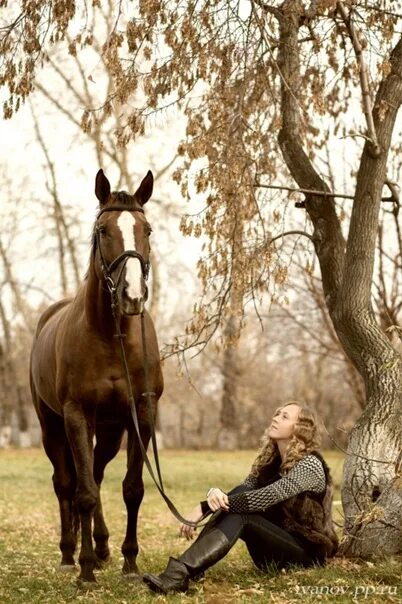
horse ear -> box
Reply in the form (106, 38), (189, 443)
(95, 169), (111, 205)
(134, 170), (153, 206)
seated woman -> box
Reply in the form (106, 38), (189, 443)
(143, 401), (339, 594)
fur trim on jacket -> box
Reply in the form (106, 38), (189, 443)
(279, 450), (339, 561)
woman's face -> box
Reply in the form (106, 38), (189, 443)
(267, 403), (301, 441)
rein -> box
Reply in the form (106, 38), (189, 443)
(95, 206), (210, 528)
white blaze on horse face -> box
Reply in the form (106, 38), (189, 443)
(117, 212), (143, 300)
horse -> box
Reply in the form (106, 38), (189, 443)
(29, 169), (164, 583)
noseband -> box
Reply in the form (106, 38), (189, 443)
(94, 205), (150, 304)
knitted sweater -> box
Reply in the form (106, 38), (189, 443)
(229, 454), (326, 513)
(200, 453), (326, 514)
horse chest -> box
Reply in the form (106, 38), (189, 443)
(65, 337), (142, 398)
(89, 376), (128, 401)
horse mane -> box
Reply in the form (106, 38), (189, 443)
(84, 190), (142, 280)
(112, 191), (136, 206)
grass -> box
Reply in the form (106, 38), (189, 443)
(0, 448), (401, 603)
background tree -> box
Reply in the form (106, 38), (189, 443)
(0, 183), (35, 446)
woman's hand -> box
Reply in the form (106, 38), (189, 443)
(207, 488), (229, 512)
(179, 504), (204, 540)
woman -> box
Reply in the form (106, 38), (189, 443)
(143, 401), (339, 594)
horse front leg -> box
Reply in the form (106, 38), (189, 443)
(121, 411), (152, 579)
(64, 401), (98, 583)
(93, 421), (125, 567)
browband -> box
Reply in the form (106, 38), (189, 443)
(97, 205), (144, 219)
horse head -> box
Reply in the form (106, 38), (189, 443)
(94, 169), (153, 315)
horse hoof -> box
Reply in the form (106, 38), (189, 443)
(76, 576), (97, 588)
(59, 564), (76, 573)
(122, 571), (142, 582)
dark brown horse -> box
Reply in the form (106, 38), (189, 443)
(29, 170), (163, 583)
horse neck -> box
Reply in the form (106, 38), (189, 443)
(85, 260), (119, 337)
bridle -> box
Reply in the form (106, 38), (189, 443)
(93, 204), (208, 528)
(94, 205), (150, 308)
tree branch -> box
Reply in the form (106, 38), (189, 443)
(269, 229), (314, 245)
(337, 2), (381, 157)
(254, 181), (400, 201)
(268, 0), (346, 314)
(340, 33), (402, 309)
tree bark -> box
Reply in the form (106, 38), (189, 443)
(0, 299), (30, 447)
(0, 343), (13, 448)
(274, 0), (402, 557)
(333, 28), (402, 556)
(218, 304), (242, 450)
(219, 219), (244, 450)
(0, 237), (33, 332)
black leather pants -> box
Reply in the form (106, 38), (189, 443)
(214, 511), (319, 571)
(195, 483), (321, 572)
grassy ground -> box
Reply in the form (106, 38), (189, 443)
(0, 448), (401, 603)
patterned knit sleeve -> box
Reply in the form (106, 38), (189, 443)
(240, 473), (260, 489)
(227, 454), (326, 514)
(200, 472), (259, 515)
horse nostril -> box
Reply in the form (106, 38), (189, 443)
(123, 289), (142, 305)
(122, 282), (133, 297)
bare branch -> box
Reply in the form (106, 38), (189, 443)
(269, 229), (314, 245)
(254, 181), (401, 201)
(362, 3), (402, 20)
(337, 2), (381, 157)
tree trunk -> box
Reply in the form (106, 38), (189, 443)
(0, 294), (31, 447)
(331, 26), (402, 556)
(217, 227), (243, 450)
(53, 199), (68, 296)
(218, 320), (241, 450)
(0, 237), (33, 332)
(31, 104), (80, 293)
(149, 255), (161, 321)
(0, 343), (13, 448)
(275, 0), (402, 557)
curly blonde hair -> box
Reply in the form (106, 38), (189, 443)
(250, 401), (322, 477)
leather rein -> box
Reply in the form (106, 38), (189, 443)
(95, 205), (210, 528)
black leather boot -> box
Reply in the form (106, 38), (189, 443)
(143, 528), (232, 594)
(179, 527), (231, 574)
(143, 557), (190, 594)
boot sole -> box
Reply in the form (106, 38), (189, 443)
(143, 573), (187, 594)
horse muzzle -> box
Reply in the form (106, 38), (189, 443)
(120, 293), (145, 315)
(120, 281), (148, 315)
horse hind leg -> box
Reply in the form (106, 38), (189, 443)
(93, 421), (125, 567)
(64, 400), (99, 584)
(36, 400), (78, 570)
(58, 481), (80, 572)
